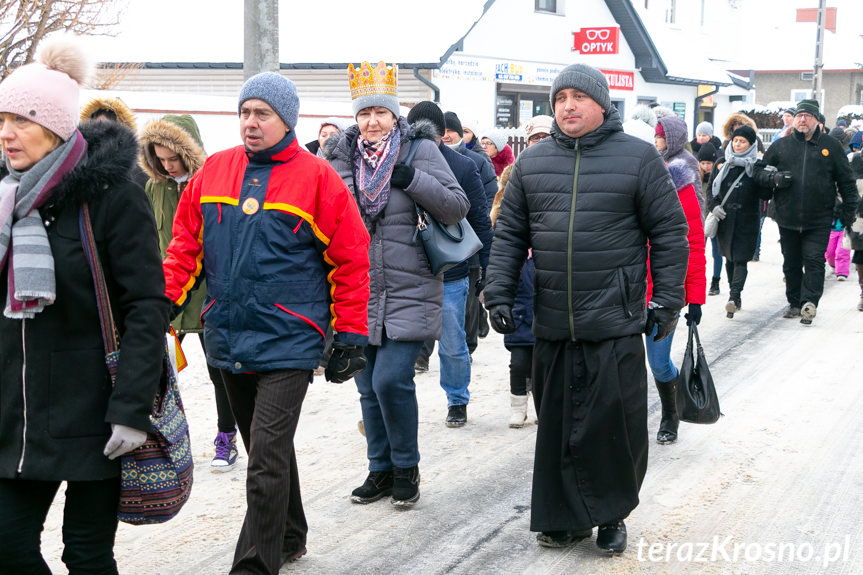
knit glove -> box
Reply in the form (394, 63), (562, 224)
(645, 306), (679, 342)
(325, 341), (367, 383)
(103, 424), (147, 460)
(685, 303), (702, 326)
(711, 206), (726, 220)
(488, 304), (515, 334)
(390, 164), (415, 189)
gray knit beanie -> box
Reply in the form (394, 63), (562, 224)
(696, 121), (714, 136)
(352, 92), (400, 120)
(483, 130), (508, 153)
(238, 72), (300, 131)
(550, 63), (611, 111)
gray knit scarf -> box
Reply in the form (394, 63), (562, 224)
(711, 140), (758, 198)
(0, 131), (88, 318)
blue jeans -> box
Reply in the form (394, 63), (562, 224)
(710, 235), (723, 279)
(355, 336), (423, 471)
(644, 321), (679, 383)
(439, 277), (471, 406)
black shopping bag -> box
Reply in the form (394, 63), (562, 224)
(676, 323), (721, 424)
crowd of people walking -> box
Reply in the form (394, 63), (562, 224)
(1, 34), (861, 575)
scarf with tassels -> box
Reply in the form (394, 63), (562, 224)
(0, 130), (88, 318)
(355, 125), (400, 220)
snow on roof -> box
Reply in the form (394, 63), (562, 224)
(83, 0), (487, 65)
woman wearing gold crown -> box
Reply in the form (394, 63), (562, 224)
(328, 61), (469, 508)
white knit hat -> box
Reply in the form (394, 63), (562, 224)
(0, 36), (91, 141)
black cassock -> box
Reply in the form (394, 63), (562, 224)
(529, 334), (648, 532)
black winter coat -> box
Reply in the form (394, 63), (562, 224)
(707, 163), (769, 263)
(0, 121), (170, 481)
(433, 133), (493, 282)
(485, 107), (689, 342)
(758, 127), (858, 230)
(454, 140), (498, 208)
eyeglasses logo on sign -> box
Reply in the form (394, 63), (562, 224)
(572, 27), (620, 55)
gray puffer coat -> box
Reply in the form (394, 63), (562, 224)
(329, 118), (469, 345)
(485, 107), (689, 342)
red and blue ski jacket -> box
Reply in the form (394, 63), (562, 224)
(163, 133), (370, 372)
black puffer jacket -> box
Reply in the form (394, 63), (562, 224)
(0, 121), (170, 481)
(485, 107), (689, 342)
(758, 127), (858, 230)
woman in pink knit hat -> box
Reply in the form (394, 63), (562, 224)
(0, 37), (169, 573)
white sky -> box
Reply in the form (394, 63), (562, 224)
(80, 0), (863, 73)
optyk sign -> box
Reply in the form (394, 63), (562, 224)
(572, 27), (619, 55)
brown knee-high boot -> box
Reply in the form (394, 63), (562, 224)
(655, 378), (679, 444)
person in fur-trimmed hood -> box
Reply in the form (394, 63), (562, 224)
(721, 113), (764, 153)
(0, 37), (169, 572)
(649, 118), (707, 447)
(80, 95), (149, 188)
(139, 114), (240, 472)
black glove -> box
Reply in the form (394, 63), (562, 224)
(773, 171), (793, 189)
(474, 272), (486, 297)
(685, 303), (702, 326)
(325, 341), (367, 383)
(390, 164), (415, 189)
(644, 306), (679, 342)
(488, 304), (515, 334)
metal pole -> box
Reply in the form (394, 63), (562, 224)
(244, 0), (279, 80)
(812, 0), (826, 105)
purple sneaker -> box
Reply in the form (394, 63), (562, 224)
(212, 430), (238, 472)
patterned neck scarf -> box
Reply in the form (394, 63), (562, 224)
(355, 125), (400, 220)
(0, 130), (88, 317)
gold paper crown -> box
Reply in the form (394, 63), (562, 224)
(348, 61), (398, 100)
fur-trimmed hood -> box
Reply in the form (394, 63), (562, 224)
(138, 114), (206, 182)
(49, 120), (140, 209)
(722, 113), (757, 142)
(667, 159), (700, 192)
(79, 96), (138, 133)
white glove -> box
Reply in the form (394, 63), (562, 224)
(711, 206), (726, 221)
(103, 424), (147, 460)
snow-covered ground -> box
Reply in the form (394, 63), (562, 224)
(41, 222), (863, 574)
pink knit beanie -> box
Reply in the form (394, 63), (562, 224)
(0, 36), (91, 141)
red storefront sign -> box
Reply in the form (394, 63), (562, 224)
(600, 69), (634, 91)
(572, 27), (619, 54)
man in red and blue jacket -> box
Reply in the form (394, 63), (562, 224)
(163, 72), (370, 575)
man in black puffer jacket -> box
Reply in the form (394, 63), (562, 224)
(755, 99), (858, 325)
(484, 63), (689, 554)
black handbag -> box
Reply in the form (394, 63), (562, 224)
(403, 139), (483, 275)
(675, 323), (721, 424)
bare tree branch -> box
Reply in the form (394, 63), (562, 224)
(0, 0), (126, 80)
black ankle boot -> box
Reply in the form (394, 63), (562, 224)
(708, 277), (720, 296)
(655, 379), (679, 444)
(391, 465), (420, 508)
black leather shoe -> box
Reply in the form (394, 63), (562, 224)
(596, 520), (627, 554)
(536, 529), (592, 548)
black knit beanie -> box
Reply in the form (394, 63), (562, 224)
(407, 101), (445, 137)
(731, 125), (757, 146)
(444, 111), (463, 137)
(697, 142), (717, 162)
(795, 99), (819, 117)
